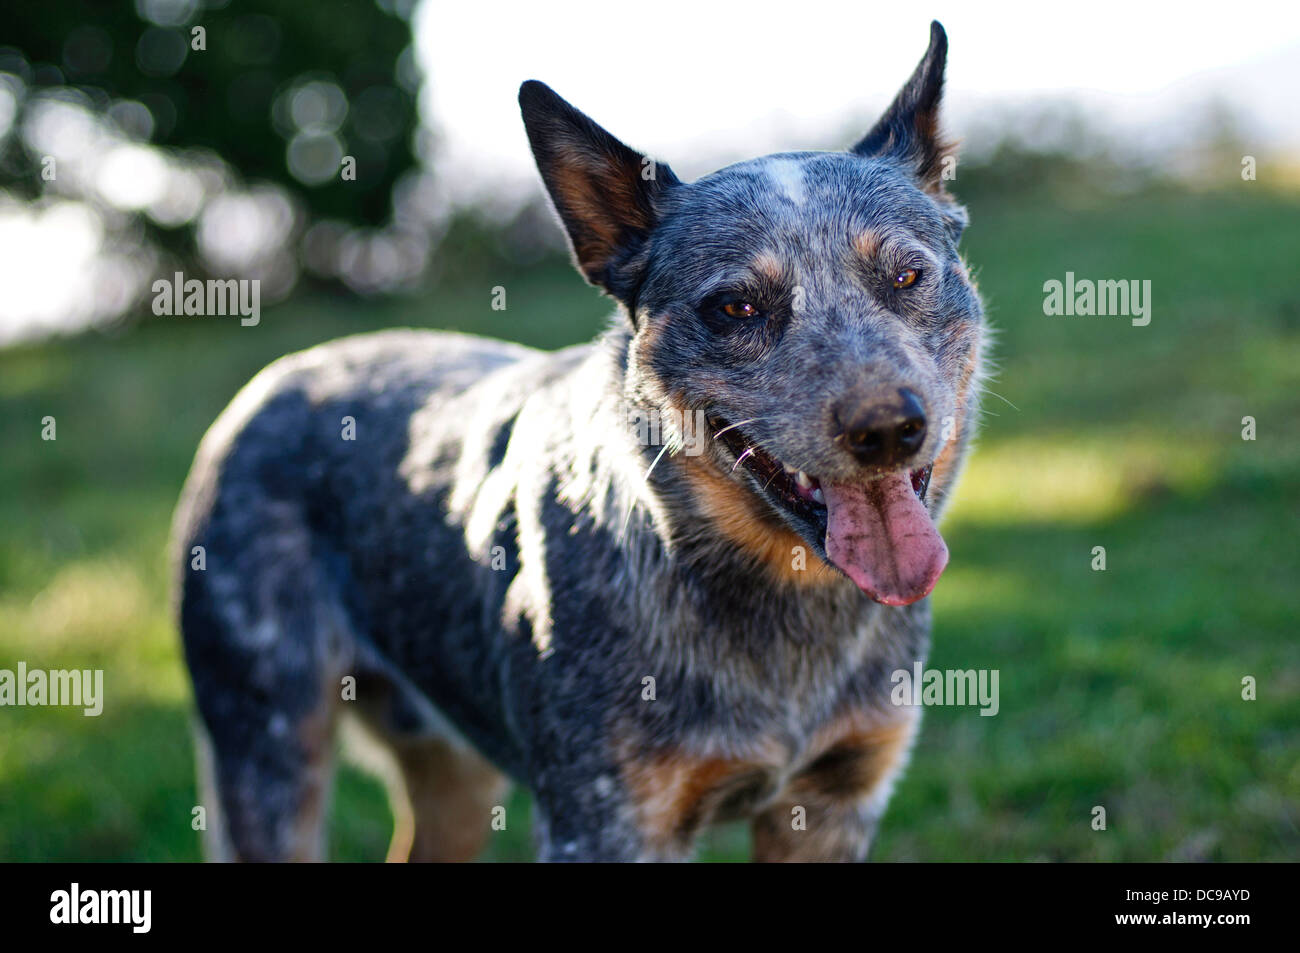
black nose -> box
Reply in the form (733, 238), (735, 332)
(837, 388), (927, 467)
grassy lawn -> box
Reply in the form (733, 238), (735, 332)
(1, 188), (1297, 861)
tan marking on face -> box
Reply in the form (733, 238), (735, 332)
(683, 459), (840, 586)
(751, 250), (785, 282)
(630, 313), (665, 373)
(852, 228), (883, 261)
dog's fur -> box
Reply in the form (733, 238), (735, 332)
(173, 21), (986, 862)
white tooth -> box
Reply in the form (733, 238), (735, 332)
(795, 470), (814, 490)
(811, 488), (825, 504)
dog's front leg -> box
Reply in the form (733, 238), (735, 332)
(531, 787), (666, 863)
(750, 796), (886, 862)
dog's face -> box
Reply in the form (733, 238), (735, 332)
(520, 21), (984, 606)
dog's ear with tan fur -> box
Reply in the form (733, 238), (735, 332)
(852, 21), (960, 201)
(519, 81), (680, 300)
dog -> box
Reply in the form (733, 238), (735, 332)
(172, 20), (985, 862)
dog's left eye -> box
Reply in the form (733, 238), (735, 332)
(893, 268), (920, 289)
(720, 301), (761, 319)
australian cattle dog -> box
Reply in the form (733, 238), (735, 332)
(173, 20), (986, 862)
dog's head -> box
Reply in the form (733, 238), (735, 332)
(520, 21), (984, 606)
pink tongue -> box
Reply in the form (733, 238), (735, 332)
(823, 473), (949, 606)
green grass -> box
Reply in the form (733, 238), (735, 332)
(1, 188), (1298, 861)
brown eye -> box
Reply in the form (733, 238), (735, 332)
(893, 268), (920, 289)
(721, 301), (760, 319)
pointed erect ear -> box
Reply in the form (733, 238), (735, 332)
(851, 21), (956, 195)
(519, 81), (680, 298)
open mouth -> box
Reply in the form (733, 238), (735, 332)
(709, 415), (933, 515)
(709, 414), (946, 606)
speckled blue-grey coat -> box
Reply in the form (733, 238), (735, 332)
(173, 21), (987, 862)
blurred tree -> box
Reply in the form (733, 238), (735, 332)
(1, 0), (419, 226)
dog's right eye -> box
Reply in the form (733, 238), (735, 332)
(893, 268), (921, 289)
(720, 301), (761, 319)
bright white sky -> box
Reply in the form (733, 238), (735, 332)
(415, 0), (1300, 202)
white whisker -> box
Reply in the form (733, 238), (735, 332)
(712, 417), (765, 440)
(981, 388), (1019, 412)
(619, 443), (672, 543)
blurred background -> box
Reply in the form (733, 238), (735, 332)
(0, 0), (1297, 861)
